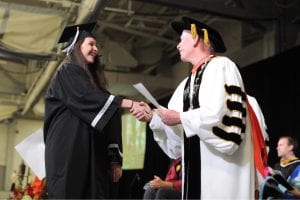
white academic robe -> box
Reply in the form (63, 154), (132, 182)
(247, 95), (269, 143)
(149, 56), (256, 200)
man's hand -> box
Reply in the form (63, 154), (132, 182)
(158, 109), (181, 126)
(289, 188), (300, 197)
(149, 175), (173, 189)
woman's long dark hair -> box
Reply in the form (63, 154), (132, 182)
(64, 38), (108, 91)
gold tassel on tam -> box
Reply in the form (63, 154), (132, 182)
(201, 28), (210, 45)
(191, 24), (197, 39)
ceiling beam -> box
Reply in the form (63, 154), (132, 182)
(0, 93), (25, 106)
(0, 65), (24, 87)
(106, 71), (175, 100)
(99, 21), (177, 45)
(145, 0), (275, 20)
(98, 0), (128, 33)
(106, 71), (174, 89)
(77, 0), (110, 23)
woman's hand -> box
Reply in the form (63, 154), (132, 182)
(110, 162), (122, 182)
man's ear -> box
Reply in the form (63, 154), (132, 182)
(289, 144), (294, 152)
(193, 35), (200, 47)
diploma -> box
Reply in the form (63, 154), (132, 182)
(133, 82), (162, 109)
(15, 129), (45, 180)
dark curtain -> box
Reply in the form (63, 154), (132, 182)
(241, 45), (300, 167)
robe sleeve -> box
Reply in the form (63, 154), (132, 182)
(148, 79), (189, 159)
(149, 112), (182, 159)
(288, 165), (300, 190)
(51, 63), (122, 132)
(179, 57), (247, 155)
(106, 109), (123, 165)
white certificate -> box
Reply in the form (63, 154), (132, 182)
(15, 128), (45, 180)
(133, 83), (162, 109)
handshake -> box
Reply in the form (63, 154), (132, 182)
(127, 101), (181, 126)
(129, 101), (153, 122)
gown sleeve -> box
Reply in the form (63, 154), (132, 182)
(288, 165), (300, 190)
(179, 57), (247, 155)
(106, 109), (123, 165)
(149, 112), (182, 159)
(48, 63), (122, 132)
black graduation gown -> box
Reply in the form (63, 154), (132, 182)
(43, 63), (123, 199)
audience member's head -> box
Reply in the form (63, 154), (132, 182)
(277, 136), (298, 160)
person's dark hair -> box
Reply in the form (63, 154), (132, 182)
(64, 38), (108, 91)
(280, 136), (298, 153)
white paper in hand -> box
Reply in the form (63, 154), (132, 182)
(15, 128), (45, 180)
(133, 83), (162, 109)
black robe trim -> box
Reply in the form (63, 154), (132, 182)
(212, 126), (242, 145)
(212, 84), (246, 145)
(224, 84), (246, 100)
(108, 144), (123, 164)
(182, 59), (212, 199)
(226, 100), (246, 117)
(222, 115), (246, 133)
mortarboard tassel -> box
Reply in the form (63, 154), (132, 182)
(62, 26), (80, 55)
(191, 24), (197, 39)
(201, 28), (210, 46)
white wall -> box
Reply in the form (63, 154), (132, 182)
(0, 124), (8, 166)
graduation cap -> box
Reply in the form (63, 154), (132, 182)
(58, 22), (96, 55)
(171, 16), (226, 53)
